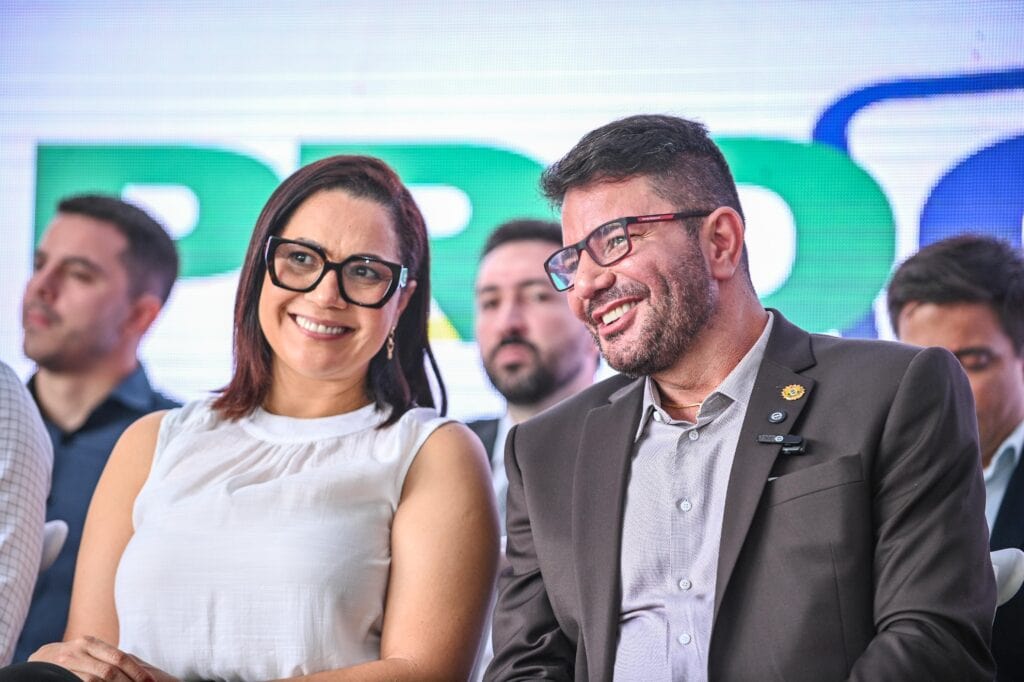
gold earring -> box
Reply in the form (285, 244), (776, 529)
(386, 328), (396, 361)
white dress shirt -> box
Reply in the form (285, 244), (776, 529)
(0, 361), (52, 665)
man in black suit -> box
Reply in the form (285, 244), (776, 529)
(470, 219), (599, 527)
(485, 115), (995, 681)
(888, 234), (1024, 681)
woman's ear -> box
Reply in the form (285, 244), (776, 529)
(394, 279), (418, 320)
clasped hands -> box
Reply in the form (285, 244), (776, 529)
(30, 636), (179, 682)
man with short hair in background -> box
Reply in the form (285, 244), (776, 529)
(470, 219), (600, 681)
(14, 194), (180, 661)
(888, 234), (1024, 682)
(471, 219), (599, 528)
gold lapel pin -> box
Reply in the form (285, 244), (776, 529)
(781, 384), (805, 401)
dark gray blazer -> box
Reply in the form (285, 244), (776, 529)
(486, 311), (995, 681)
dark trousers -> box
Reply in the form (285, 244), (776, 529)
(0, 662), (79, 681)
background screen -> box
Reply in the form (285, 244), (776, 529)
(2, 1), (1022, 419)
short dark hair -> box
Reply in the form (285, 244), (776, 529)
(57, 193), (179, 303)
(213, 155), (445, 426)
(887, 234), (1024, 354)
(481, 218), (563, 259)
(540, 114), (744, 220)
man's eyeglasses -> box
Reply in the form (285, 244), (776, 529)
(264, 235), (408, 308)
(543, 210), (713, 291)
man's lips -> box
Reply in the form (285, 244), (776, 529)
(588, 298), (642, 329)
(597, 301), (638, 326)
(23, 303), (58, 329)
(586, 284), (649, 329)
(488, 340), (538, 366)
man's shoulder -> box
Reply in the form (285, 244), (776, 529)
(808, 333), (921, 363)
(132, 363), (182, 411)
(805, 332), (952, 376)
(150, 390), (181, 411)
(520, 373), (638, 432)
(466, 416), (500, 443)
(466, 416), (500, 430)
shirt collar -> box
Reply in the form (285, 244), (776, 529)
(491, 411), (515, 468)
(28, 362), (155, 414)
(984, 417), (1024, 480)
(635, 311), (775, 441)
(107, 364), (158, 411)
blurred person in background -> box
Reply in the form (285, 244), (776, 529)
(888, 234), (1024, 682)
(15, 195), (179, 662)
(471, 218), (599, 529)
(469, 219), (599, 680)
(0, 360), (51, 665)
(5, 155), (498, 681)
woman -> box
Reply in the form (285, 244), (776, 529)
(12, 155), (499, 681)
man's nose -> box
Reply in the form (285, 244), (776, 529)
(25, 266), (59, 303)
(572, 252), (614, 302)
(498, 299), (527, 334)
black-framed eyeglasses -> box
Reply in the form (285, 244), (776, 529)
(264, 235), (409, 308)
(543, 210), (713, 291)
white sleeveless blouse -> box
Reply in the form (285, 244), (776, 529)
(114, 399), (451, 681)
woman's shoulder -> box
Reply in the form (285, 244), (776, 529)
(385, 406), (462, 449)
(398, 410), (487, 474)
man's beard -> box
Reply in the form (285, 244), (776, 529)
(588, 247), (715, 377)
(484, 337), (563, 406)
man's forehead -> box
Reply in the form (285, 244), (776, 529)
(477, 239), (560, 285)
(561, 176), (663, 240)
(898, 300), (1009, 347)
(38, 213), (128, 269)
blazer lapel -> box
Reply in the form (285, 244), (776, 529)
(714, 312), (817, 621)
(572, 378), (645, 679)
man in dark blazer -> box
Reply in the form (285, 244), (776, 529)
(485, 115), (995, 681)
(888, 234), (1024, 681)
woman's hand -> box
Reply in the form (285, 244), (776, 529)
(29, 637), (178, 682)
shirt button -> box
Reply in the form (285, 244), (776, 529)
(653, 412), (664, 422)
(678, 633), (692, 645)
(678, 499), (693, 512)
(678, 578), (692, 590)
(688, 430), (699, 441)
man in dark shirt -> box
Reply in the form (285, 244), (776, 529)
(15, 194), (179, 661)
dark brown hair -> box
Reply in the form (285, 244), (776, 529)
(540, 114), (744, 219)
(888, 234), (1024, 354)
(213, 155), (445, 425)
(480, 218), (563, 258)
(57, 193), (179, 303)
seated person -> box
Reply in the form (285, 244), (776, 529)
(3, 155), (499, 682)
(0, 360), (52, 665)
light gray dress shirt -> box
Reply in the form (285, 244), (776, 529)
(0, 361), (52, 665)
(614, 314), (773, 682)
(983, 417), (1024, 531)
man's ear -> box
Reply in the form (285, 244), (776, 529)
(125, 293), (163, 337)
(702, 207), (746, 282)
